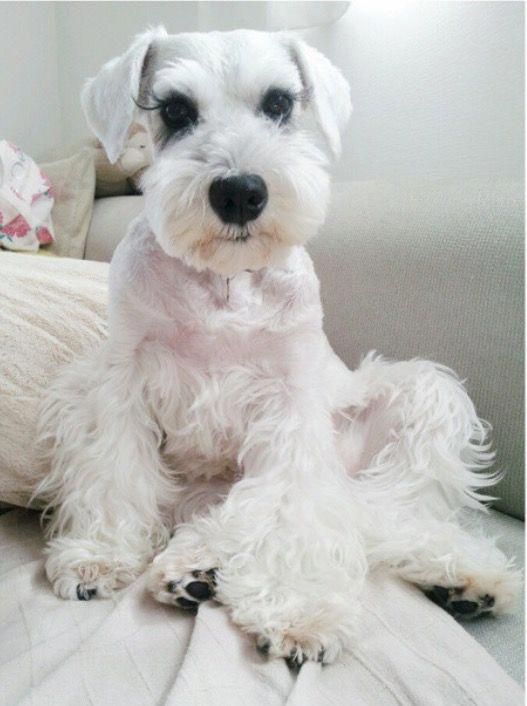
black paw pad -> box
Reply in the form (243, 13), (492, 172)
(186, 581), (212, 601)
(425, 583), (497, 620)
(176, 597), (199, 613)
(286, 650), (307, 672)
(480, 594), (495, 608)
(76, 584), (97, 601)
(430, 585), (449, 604)
(206, 568), (218, 586)
(191, 568), (218, 585)
(256, 639), (271, 656)
(450, 600), (479, 615)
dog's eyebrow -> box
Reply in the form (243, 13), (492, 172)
(294, 86), (314, 106)
(132, 94), (160, 112)
(149, 61), (210, 103)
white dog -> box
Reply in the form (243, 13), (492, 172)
(34, 27), (519, 667)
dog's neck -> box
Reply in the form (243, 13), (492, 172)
(139, 223), (304, 313)
(223, 269), (257, 303)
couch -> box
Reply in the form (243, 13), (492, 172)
(0, 177), (523, 703)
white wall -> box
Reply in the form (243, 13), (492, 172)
(0, 2), (61, 160)
(0, 1), (523, 181)
(301, 0), (524, 180)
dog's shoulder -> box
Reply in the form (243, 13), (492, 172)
(110, 215), (187, 289)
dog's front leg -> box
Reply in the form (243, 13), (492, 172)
(150, 381), (367, 665)
(36, 346), (175, 600)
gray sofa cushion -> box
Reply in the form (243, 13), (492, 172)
(85, 179), (524, 518)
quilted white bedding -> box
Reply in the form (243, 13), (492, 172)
(1, 509), (522, 706)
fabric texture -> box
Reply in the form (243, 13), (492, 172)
(39, 149), (96, 259)
(0, 141), (55, 251)
(84, 180), (524, 518)
(0, 508), (523, 706)
(0, 252), (108, 507)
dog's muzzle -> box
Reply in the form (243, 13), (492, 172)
(209, 174), (268, 227)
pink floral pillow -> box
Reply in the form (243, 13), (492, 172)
(0, 140), (55, 251)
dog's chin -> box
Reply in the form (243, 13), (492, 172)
(157, 225), (298, 277)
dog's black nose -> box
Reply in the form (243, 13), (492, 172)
(209, 174), (268, 226)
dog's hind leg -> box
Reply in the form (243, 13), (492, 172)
(335, 353), (521, 619)
(376, 517), (521, 619)
(35, 345), (175, 600)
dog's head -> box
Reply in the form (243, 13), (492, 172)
(83, 28), (351, 275)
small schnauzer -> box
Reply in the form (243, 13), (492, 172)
(34, 27), (519, 666)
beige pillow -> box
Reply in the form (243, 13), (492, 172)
(40, 149), (96, 259)
(0, 252), (108, 507)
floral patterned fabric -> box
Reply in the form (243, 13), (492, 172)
(0, 140), (55, 251)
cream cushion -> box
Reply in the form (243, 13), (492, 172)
(0, 507), (523, 701)
(0, 252), (108, 506)
(40, 149), (96, 259)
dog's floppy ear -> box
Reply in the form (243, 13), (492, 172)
(81, 26), (167, 164)
(286, 37), (351, 159)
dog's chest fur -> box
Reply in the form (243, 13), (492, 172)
(114, 220), (324, 477)
(163, 271), (272, 367)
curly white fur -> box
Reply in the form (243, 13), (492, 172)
(32, 28), (519, 665)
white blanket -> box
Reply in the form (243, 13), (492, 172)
(0, 510), (522, 706)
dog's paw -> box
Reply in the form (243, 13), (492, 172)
(48, 561), (134, 600)
(425, 585), (495, 618)
(424, 568), (521, 619)
(75, 583), (98, 601)
(148, 565), (218, 613)
(256, 631), (340, 669)
(45, 537), (149, 601)
(218, 568), (358, 668)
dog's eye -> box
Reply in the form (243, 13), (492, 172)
(261, 89), (294, 123)
(160, 96), (199, 133)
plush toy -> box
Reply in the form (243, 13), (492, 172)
(92, 123), (152, 197)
